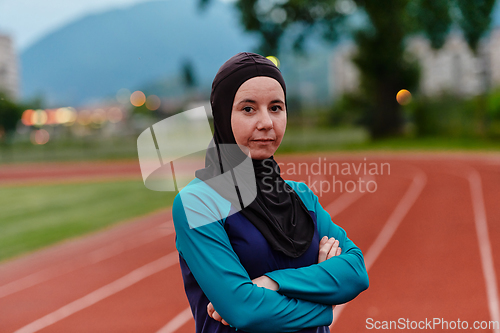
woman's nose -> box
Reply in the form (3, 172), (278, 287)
(256, 109), (273, 130)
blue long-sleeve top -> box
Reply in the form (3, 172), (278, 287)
(173, 178), (369, 333)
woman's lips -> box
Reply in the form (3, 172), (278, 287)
(251, 138), (275, 145)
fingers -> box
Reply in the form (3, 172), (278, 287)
(207, 302), (214, 317)
(212, 310), (223, 322)
(207, 302), (221, 321)
(327, 239), (340, 260)
(318, 236), (342, 263)
(318, 236), (333, 262)
(207, 302), (229, 326)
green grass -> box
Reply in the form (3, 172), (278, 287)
(278, 127), (370, 153)
(0, 180), (176, 263)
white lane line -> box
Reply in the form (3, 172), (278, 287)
(364, 171), (426, 270)
(0, 225), (174, 299)
(325, 176), (374, 218)
(156, 307), (193, 333)
(13, 251), (179, 333)
(331, 170), (427, 326)
(468, 169), (500, 333)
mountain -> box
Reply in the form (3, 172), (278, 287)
(20, 0), (260, 106)
(31, 0), (500, 107)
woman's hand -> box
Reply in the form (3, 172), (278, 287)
(207, 276), (279, 325)
(318, 236), (341, 263)
(318, 236), (340, 321)
(207, 302), (230, 326)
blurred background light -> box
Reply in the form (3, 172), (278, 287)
(145, 95), (161, 111)
(91, 109), (107, 125)
(335, 0), (357, 15)
(21, 109), (34, 126)
(77, 109), (91, 126)
(30, 129), (50, 145)
(396, 89), (412, 105)
(31, 109), (48, 127)
(266, 55), (280, 68)
(130, 90), (146, 107)
(106, 107), (123, 123)
(116, 88), (131, 104)
(56, 107), (77, 125)
(270, 7), (287, 24)
(46, 109), (58, 125)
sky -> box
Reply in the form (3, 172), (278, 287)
(0, 0), (162, 51)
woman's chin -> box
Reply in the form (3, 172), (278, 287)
(249, 148), (276, 160)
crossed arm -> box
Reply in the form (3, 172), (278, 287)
(208, 236), (344, 326)
(173, 181), (369, 332)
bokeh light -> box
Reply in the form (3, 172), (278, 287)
(31, 109), (48, 127)
(335, 0), (357, 14)
(30, 129), (50, 145)
(270, 7), (287, 24)
(56, 107), (77, 125)
(146, 95), (161, 111)
(396, 89), (412, 105)
(22, 109), (34, 126)
(107, 107), (123, 123)
(116, 88), (131, 104)
(91, 109), (107, 126)
(266, 56), (280, 68)
(130, 91), (146, 107)
(46, 109), (58, 125)
(77, 110), (92, 126)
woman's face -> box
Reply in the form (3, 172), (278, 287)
(231, 76), (286, 160)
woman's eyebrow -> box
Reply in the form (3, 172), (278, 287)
(236, 98), (284, 105)
(237, 99), (256, 105)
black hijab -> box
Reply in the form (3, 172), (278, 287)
(195, 52), (314, 258)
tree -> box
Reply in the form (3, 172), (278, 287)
(454, 0), (496, 136)
(198, 0), (496, 138)
(181, 58), (198, 102)
(181, 58), (197, 89)
(0, 92), (24, 144)
(351, 0), (420, 137)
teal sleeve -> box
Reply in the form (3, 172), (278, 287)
(173, 183), (333, 332)
(264, 181), (369, 305)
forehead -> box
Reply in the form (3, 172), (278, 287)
(234, 76), (284, 101)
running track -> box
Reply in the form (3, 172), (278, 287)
(0, 153), (499, 332)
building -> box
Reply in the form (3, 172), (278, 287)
(0, 34), (19, 99)
(331, 28), (500, 98)
(330, 43), (359, 98)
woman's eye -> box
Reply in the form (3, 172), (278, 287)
(271, 105), (282, 112)
(243, 106), (253, 113)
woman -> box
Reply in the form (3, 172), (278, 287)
(172, 52), (369, 332)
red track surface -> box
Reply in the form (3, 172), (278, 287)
(0, 160), (142, 185)
(0, 153), (499, 332)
